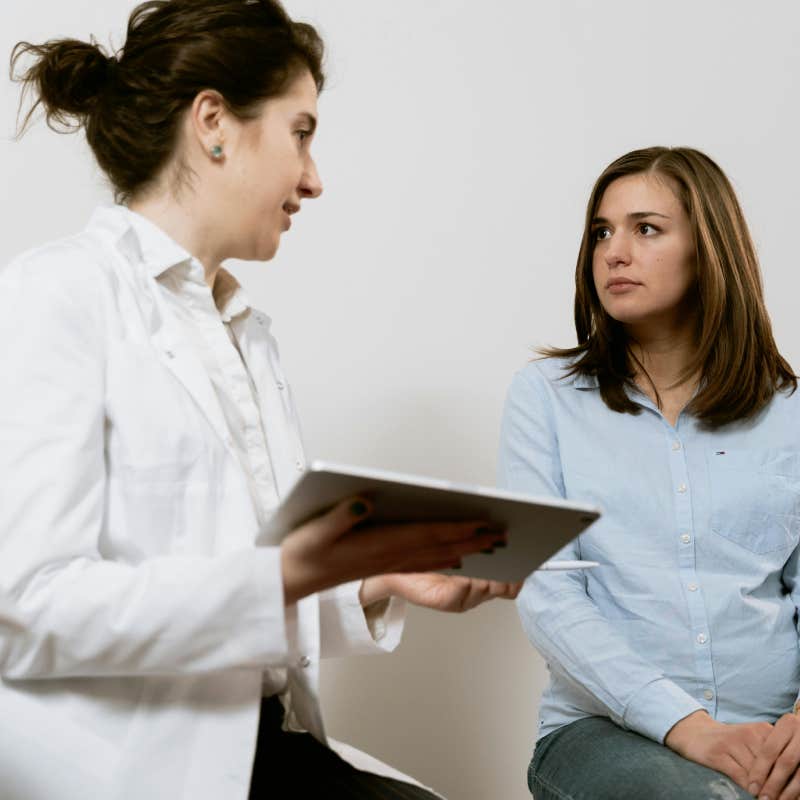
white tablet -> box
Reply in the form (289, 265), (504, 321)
(259, 461), (601, 583)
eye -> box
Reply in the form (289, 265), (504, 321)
(593, 227), (611, 241)
(637, 222), (659, 235)
(295, 129), (311, 145)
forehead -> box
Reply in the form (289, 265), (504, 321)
(597, 172), (682, 216)
(264, 69), (319, 116)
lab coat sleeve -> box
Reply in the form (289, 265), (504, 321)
(318, 581), (405, 657)
(0, 249), (290, 678)
(498, 367), (702, 743)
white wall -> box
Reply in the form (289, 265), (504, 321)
(3, 2), (800, 798)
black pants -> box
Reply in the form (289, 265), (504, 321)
(249, 697), (442, 799)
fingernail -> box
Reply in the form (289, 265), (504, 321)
(748, 786), (759, 796)
(475, 525), (490, 535)
(493, 540), (507, 548)
(349, 500), (368, 517)
(759, 795), (770, 800)
(452, 561), (462, 569)
(481, 548), (494, 555)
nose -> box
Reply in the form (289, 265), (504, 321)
(299, 156), (323, 199)
(603, 232), (631, 268)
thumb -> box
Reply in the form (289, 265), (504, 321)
(306, 495), (373, 543)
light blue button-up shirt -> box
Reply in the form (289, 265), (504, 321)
(498, 356), (800, 744)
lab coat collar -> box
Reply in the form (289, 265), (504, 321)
(86, 204), (253, 323)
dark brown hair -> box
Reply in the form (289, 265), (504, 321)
(10, 0), (325, 202)
(544, 146), (795, 428)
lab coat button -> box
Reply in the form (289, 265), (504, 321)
(299, 655), (311, 668)
(373, 621), (387, 641)
(680, 534), (691, 544)
(677, 483), (687, 494)
(696, 633), (707, 645)
(295, 460), (304, 472)
(672, 441), (681, 451)
(276, 381), (285, 390)
(703, 689), (714, 700)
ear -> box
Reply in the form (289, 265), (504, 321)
(188, 90), (228, 161)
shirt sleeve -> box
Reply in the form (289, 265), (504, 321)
(780, 546), (800, 713)
(0, 252), (290, 678)
(498, 367), (702, 743)
(318, 581), (405, 657)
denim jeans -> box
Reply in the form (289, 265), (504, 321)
(528, 716), (753, 800)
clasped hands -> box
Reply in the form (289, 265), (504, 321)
(666, 709), (800, 800)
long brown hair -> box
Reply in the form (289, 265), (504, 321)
(544, 146), (795, 428)
(10, 0), (325, 202)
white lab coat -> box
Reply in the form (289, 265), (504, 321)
(0, 206), (408, 799)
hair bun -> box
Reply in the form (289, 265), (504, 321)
(12, 38), (115, 127)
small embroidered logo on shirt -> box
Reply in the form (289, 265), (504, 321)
(715, 451), (726, 455)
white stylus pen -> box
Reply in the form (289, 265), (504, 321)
(536, 560), (599, 571)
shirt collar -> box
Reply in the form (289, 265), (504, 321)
(87, 204), (252, 322)
(572, 372), (600, 390)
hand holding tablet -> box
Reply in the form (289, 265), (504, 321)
(261, 462), (601, 585)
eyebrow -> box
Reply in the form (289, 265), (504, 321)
(294, 112), (317, 135)
(592, 211), (671, 225)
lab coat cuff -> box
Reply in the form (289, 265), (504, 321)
(622, 677), (704, 743)
(318, 580), (406, 658)
(253, 547), (290, 665)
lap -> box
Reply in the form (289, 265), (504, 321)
(529, 717), (751, 800)
(249, 697), (443, 800)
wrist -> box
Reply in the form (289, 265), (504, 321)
(665, 710), (715, 754)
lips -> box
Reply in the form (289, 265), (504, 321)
(605, 278), (640, 289)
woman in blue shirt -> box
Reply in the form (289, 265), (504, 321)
(498, 146), (800, 800)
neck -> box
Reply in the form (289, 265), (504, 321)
(128, 189), (223, 288)
(625, 311), (698, 392)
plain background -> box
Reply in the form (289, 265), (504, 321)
(3, 2), (800, 798)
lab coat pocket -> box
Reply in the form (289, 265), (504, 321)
(105, 461), (214, 561)
(708, 449), (800, 554)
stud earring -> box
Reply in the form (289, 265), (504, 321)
(210, 144), (224, 160)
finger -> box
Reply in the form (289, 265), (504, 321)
(777, 766), (800, 800)
(383, 521), (507, 548)
(381, 531), (508, 574)
(304, 495), (373, 543)
(717, 754), (750, 791)
(749, 724), (796, 793)
(727, 740), (755, 774)
(762, 742), (800, 800)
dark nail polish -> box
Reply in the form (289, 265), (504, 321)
(475, 525), (490, 535)
(481, 548), (494, 555)
(493, 540), (507, 548)
(452, 562), (463, 570)
(349, 501), (367, 517)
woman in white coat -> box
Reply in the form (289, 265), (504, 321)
(0, 2), (517, 797)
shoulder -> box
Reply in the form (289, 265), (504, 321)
(510, 355), (585, 397)
(1, 229), (116, 299)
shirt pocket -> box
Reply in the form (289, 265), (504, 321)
(708, 448), (800, 554)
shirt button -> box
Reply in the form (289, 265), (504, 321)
(703, 689), (714, 701)
(373, 621), (387, 641)
(276, 381), (285, 390)
(672, 441), (681, 451)
(696, 633), (707, 645)
(299, 655), (311, 669)
(680, 534), (691, 544)
(677, 483), (687, 494)
(295, 460), (304, 472)
(688, 583), (698, 592)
